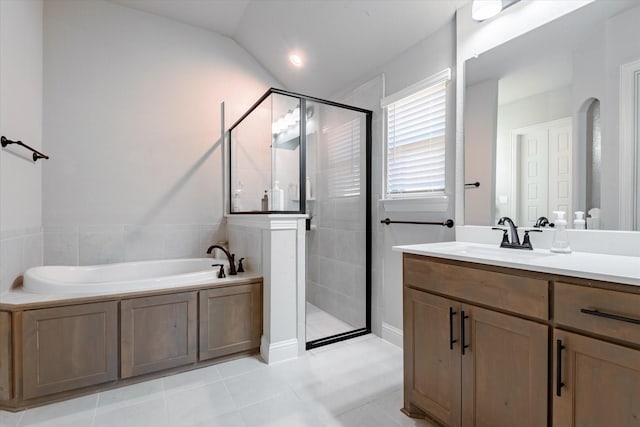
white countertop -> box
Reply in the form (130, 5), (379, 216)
(394, 241), (640, 286)
(0, 272), (263, 307)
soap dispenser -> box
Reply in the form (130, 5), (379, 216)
(550, 211), (571, 253)
(574, 211), (586, 229)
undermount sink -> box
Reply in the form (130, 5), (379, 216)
(439, 243), (557, 261)
(394, 241), (559, 266)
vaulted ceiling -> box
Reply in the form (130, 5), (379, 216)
(109, 0), (467, 97)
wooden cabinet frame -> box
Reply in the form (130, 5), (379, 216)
(0, 279), (263, 411)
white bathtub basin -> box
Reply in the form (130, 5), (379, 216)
(24, 258), (230, 295)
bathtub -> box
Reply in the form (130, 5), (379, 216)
(23, 258), (230, 295)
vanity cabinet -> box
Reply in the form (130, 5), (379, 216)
(553, 329), (640, 426)
(199, 284), (262, 361)
(0, 312), (12, 400)
(403, 288), (461, 426)
(403, 254), (547, 427)
(120, 291), (198, 378)
(553, 282), (640, 426)
(21, 301), (118, 399)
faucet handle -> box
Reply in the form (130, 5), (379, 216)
(237, 257), (245, 273)
(492, 227), (510, 247)
(211, 263), (226, 278)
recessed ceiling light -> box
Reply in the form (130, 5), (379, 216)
(289, 53), (303, 68)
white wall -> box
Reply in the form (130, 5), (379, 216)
(0, 0), (44, 293)
(464, 78), (498, 225)
(41, 0), (280, 265)
(333, 20), (457, 344)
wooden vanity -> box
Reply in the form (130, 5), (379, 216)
(0, 277), (262, 411)
(402, 252), (640, 427)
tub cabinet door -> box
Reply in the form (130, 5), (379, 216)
(22, 302), (118, 399)
(199, 283), (262, 361)
(121, 291), (198, 378)
(0, 312), (11, 400)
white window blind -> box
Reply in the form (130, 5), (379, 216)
(384, 70), (449, 198)
(326, 118), (361, 198)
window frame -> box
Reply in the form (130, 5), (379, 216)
(381, 69), (451, 212)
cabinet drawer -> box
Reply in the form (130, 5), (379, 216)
(555, 282), (640, 346)
(403, 254), (549, 320)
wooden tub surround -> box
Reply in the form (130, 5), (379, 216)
(0, 276), (262, 411)
(402, 253), (640, 427)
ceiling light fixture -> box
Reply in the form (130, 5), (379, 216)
(471, 0), (503, 21)
(289, 53), (303, 68)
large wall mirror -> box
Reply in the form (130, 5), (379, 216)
(464, 0), (640, 230)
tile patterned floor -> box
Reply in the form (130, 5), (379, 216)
(305, 303), (357, 342)
(0, 335), (434, 427)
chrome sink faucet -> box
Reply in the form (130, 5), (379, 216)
(206, 245), (237, 275)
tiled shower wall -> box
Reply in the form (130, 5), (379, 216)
(0, 227), (44, 293)
(43, 223), (226, 266)
(307, 196), (367, 329)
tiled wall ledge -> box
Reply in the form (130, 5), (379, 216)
(43, 223), (225, 266)
(0, 226), (44, 294)
(457, 225), (640, 257)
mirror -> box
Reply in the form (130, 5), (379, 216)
(464, 0), (640, 229)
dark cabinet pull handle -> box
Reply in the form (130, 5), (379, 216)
(556, 339), (565, 397)
(580, 308), (640, 325)
(449, 307), (457, 350)
(460, 310), (470, 355)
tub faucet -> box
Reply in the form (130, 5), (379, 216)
(206, 245), (237, 275)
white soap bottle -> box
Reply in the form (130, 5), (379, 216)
(550, 211), (571, 253)
(273, 181), (284, 210)
(306, 176), (312, 200)
(574, 211), (585, 229)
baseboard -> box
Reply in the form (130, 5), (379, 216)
(260, 336), (299, 364)
(382, 322), (403, 348)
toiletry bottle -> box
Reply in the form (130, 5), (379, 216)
(261, 191), (269, 211)
(587, 208), (600, 230)
(273, 180), (284, 210)
(306, 176), (312, 200)
(574, 211), (585, 229)
(233, 189), (242, 212)
(550, 211), (571, 253)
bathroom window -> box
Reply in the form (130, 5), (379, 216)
(382, 69), (450, 201)
(326, 118), (361, 198)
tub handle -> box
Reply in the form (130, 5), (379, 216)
(212, 263), (226, 278)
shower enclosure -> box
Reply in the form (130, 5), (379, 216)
(228, 88), (372, 349)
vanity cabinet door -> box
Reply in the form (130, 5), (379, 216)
(199, 283), (262, 361)
(553, 329), (640, 427)
(403, 287), (462, 426)
(121, 292), (198, 378)
(0, 312), (11, 400)
(460, 305), (547, 427)
(22, 302), (118, 399)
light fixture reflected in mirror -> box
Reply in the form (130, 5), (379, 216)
(472, 0), (502, 21)
(472, 0), (521, 22)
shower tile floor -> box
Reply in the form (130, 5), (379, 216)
(306, 303), (356, 342)
(0, 335), (434, 427)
